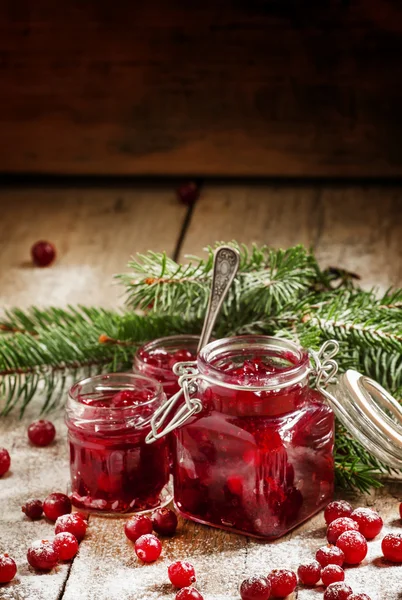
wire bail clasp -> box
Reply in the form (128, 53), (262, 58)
(309, 339), (340, 390)
(145, 361), (203, 444)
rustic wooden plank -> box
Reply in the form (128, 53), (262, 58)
(0, 185), (186, 310)
(180, 184), (402, 290)
(3, 1), (402, 176)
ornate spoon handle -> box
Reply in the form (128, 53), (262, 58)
(197, 246), (240, 352)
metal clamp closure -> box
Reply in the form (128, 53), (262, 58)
(309, 339), (340, 390)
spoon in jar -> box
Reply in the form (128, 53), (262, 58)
(197, 245), (240, 352)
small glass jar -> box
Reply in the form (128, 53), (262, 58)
(66, 373), (171, 515)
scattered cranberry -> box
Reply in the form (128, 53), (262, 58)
(351, 507), (383, 540)
(0, 553), (17, 583)
(325, 500), (353, 525)
(239, 575), (271, 600)
(53, 532), (79, 560)
(0, 448), (11, 477)
(399, 502), (402, 520)
(27, 420), (56, 447)
(316, 545), (345, 567)
(321, 565), (345, 587)
(297, 560), (321, 586)
(324, 582), (353, 600)
(27, 539), (59, 571)
(268, 569), (297, 598)
(327, 517), (359, 544)
(22, 498), (43, 520)
(152, 508), (178, 536)
(176, 181), (200, 206)
(124, 515), (153, 542)
(176, 588), (204, 600)
(43, 492), (71, 522)
(349, 595), (371, 600)
(134, 534), (162, 563)
(55, 513), (87, 542)
(168, 560), (196, 588)
(382, 532), (402, 563)
(31, 240), (56, 267)
(336, 530), (368, 565)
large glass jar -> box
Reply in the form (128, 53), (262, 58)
(166, 336), (335, 539)
(66, 373), (171, 514)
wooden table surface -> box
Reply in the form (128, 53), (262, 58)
(1, 182), (402, 599)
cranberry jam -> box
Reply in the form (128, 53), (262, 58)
(172, 336), (335, 539)
(66, 374), (170, 514)
(134, 335), (198, 398)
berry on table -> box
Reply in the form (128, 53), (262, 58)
(336, 531), (368, 565)
(31, 240), (56, 267)
(152, 508), (178, 536)
(134, 534), (162, 563)
(176, 588), (204, 600)
(316, 544), (345, 567)
(268, 569), (297, 598)
(349, 595), (371, 600)
(124, 515), (153, 542)
(27, 420), (56, 447)
(351, 507), (383, 540)
(321, 565), (345, 587)
(27, 539), (59, 571)
(168, 560), (196, 588)
(325, 500), (353, 525)
(0, 553), (17, 583)
(324, 582), (353, 600)
(22, 498), (43, 520)
(297, 560), (321, 585)
(327, 517), (359, 544)
(53, 532), (79, 560)
(381, 532), (402, 563)
(176, 182), (200, 206)
(43, 492), (72, 522)
(0, 447), (11, 477)
(55, 513), (87, 541)
(239, 575), (271, 600)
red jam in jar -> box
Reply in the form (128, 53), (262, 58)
(172, 336), (335, 539)
(66, 374), (170, 514)
(134, 335), (199, 398)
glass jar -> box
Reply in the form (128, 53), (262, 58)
(148, 335), (335, 539)
(66, 373), (171, 514)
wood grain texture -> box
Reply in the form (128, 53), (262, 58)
(0, 185), (186, 310)
(180, 184), (402, 290)
(3, 1), (402, 176)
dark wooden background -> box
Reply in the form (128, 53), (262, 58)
(2, 0), (402, 177)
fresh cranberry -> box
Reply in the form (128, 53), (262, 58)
(336, 530), (368, 565)
(297, 560), (321, 585)
(316, 545), (345, 567)
(55, 513), (87, 541)
(43, 492), (71, 521)
(0, 448), (11, 477)
(324, 582), (353, 600)
(124, 515), (153, 542)
(53, 532), (79, 560)
(239, 576), (271, 599)
(152, 508), (178, 536)
(382, 532), (402, 563)
(27, 420), (56, 447)
(349, 595), (371, 600)
(327, 517), (359, 544)
(31, 240), (56, 267)
(351, 507), (383, 540)
(134, 534), (162, 563)
(268, 569), (297, 598)
(321, 565), (345, 587)
(324, 500), (353, 525)
(0, 553), (17, 583)
(22, 498), (43, 520)
(176, 182), (199, 206)
(176, 588), (204, 600)
(168, 560), (196, 588)
(27, 539), (59, 571)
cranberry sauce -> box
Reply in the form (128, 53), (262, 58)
(66, 374), (170, 514)
(172, 336), (335, 539)
(134, 335), (199, 398)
